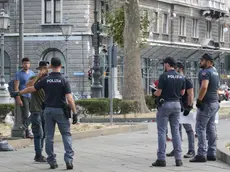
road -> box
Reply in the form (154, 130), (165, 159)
(0, 122), (230, 172)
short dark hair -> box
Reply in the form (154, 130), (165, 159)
(22, 57), (30, 63)
(51, 57), (61, 67)
(163, 57), (176, 67)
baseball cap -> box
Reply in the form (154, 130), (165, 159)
(176, 62), (185, 69)
(163, 57), (176, 67)
(51, 57), (62, 67)
(36, 61), (49, 70)
(201, 53), (213, 61)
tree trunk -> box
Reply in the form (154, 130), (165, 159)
(123, 0), (150, 113)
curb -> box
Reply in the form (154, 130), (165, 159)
(217, 141), (230, 165)
(80, 114), (229, 123)
(7, 124), (148, 150)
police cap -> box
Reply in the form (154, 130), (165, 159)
(51, 57), (62, 67)
(163, 57), (176, 67)
(36, 61), (49, 70)
(201, 53), (214, 62)
(176, 62), (185, 69)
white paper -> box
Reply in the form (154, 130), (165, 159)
(179, 112), (196, 125)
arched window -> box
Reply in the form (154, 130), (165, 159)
(43, 49), (66, 74)
(0, 52), (10, 83)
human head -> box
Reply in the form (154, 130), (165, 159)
(22, 57), (31, 70)
(36, 61), (49, 74)
(200, 53), (213, 69)
(50, 57), (62, 71)
(176, 62), (185, 74)
(163, 57), (176, 71)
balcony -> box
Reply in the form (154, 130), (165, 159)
(200, 0), (229, 13)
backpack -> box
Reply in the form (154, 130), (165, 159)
(8, 80), (14, 94)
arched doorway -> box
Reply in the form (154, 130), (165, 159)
(0, 52), (11, 83)
(42, 49), (66, 74)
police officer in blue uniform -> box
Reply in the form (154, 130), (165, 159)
(166, 62), (195, 158)
(190, 53), (219, 163)
(11, 57), (79, 170)
(152, 57), (185, 167)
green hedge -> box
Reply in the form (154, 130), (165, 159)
(0, 96), (156, 120)
(76, 96), (156, 116)
(0, 104), (14, 122)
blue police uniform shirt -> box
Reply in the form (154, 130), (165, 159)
(158, 70), (185, 101)
(14, 69), (35, 98)
(198, 67), (219, 103)
(182, 78), (193, 107)
(34, 72), (71, 108)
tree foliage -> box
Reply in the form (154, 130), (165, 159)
(106, 6), (150, 47)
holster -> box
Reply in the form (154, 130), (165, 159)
(63, 103), (71, 119)
(156, 97), (165, 110)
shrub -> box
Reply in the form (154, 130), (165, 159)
(119, 100), (138, 114)
(0, 104), (14, 122)
(145, 95), (156, 110)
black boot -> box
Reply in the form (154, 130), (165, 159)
(166, 150), (174, 157)
(184, 150), (195, 158)
(207, 155), (216, 161)
(50, 163), (58, 169)
(152, 160), (166, 167)
(176, 160), (183, 166)
(190, 155), (207, 163)
(34, 155), (47, 162)
(66, 162), (74, 170)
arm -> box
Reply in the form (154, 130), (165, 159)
(180, 89), (185, 96)
(154, 89), (162, 97)
(19, 86), (37, 95)
(187, 88), (194, 106)
(154, 75), (165, 97)
(14, 74), (22, 105)
(198, 80), (209, 101)
(26, 76), (39, 87)
(66, 93), (77, 114)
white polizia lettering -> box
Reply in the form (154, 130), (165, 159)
(47, 79), (62, 83)
(167, 75), (183, 79)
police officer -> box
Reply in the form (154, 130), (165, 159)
(11, 57), (78, 170)
(166, 62), (195, 158)
(190, 53), (219, 163)
(152, 57), (185, 167)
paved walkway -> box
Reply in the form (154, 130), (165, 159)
(0, 122), (230, 172)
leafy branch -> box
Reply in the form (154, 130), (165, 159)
(106, 7), (150, 47)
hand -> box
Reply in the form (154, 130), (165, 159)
(183, 106), (192, 116)
(11, 91), (20, 98)
(196, 99), (204, 111)
(72, 113), (79, 124)
(17, 99), (23, 106)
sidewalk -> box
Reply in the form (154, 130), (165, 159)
(0, 122), (230, 172)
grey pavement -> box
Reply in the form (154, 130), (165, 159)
(0, 122), (230, 172)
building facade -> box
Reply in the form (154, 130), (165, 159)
(0, 0), (230, 97)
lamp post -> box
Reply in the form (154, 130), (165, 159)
(61, 22), (73, 78)
(0, 9), (10, 103)
(91, 0), (103, 98)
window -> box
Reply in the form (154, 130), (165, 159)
(206, 21), (212, 38)
(0, 52), (10, 83)
(162, 13), (168, 34)
(100, 0), (109, 25)
(192, 19), (198, 37)
(153, 12), (159, 33)
(192, 0), (198, 4)
(179, 16), (186, 36)
(43, 0), (62, 24)
(0, 1), (9, 14)
(220, 25), (225, 42)
(43, 49), (65, 74)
